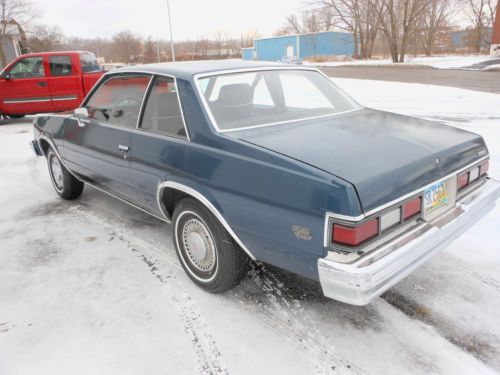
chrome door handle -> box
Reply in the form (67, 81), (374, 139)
(118, 144), (129, 152)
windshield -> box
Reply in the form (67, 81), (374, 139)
(198, 69), (360, 131)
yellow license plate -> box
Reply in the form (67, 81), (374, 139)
(423, 182), (448, 215)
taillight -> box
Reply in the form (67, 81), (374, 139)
(332, 218), (378, 247)
(403, 196), (421, 220)
(481, 160), (489, 176)
(458, 172), (469, 190)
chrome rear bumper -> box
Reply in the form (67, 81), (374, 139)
(318, 178), (500, 305)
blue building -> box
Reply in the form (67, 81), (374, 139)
(242, 31), (355, 61)
(450, 28), (492, 49)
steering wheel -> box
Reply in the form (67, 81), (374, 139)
(110, 97), (141, 127)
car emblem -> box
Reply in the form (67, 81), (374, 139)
(434, 158), (440, 165)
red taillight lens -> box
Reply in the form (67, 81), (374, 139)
(480, 160), (489, 176)
(403, 196), (421, 220)
(332, 218), (379, 247)
(458, 172), (469, 190)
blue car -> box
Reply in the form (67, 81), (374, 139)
(31, 60), (500, 305)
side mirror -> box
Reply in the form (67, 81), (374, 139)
(74, 107), (89, 127)
(1, 71), (11, 81)
(75, 107), (89, 119)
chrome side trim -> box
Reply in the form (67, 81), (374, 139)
(37, 134), (81, 181)
(323, 155), (490, 245)
(156, 181), (256, 260)
(218, 109), (361, 133)
(36, 134), (169, 223)
(51, 95), (79, 101)
(4, 97), (51, 104)
(37, 134), (170, 223)
(192, 66), (363, 133)
(84, 180), (170, 223)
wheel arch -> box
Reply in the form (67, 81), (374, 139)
(157, 180), (256, 260)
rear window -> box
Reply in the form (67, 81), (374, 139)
(198, 70), (360, 131)
(80, 53), (101, 73)
(49, 55), (72, 76)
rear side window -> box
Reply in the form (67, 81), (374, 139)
(9, 56), (45, 78)
(49, 55), (73, 76)
(80, 53), (101, 73)
(140, 77), (186, 138)
(85, 74), (151, 128)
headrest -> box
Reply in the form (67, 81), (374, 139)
(216, 83), (252, 107)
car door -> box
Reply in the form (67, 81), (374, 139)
(129, 75), (190, 215)
(0, 55), (53, 115)
(63, 73), (152, 200)
(47, 54), (85, 111)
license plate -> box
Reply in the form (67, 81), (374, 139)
(423, 182), (448, 215)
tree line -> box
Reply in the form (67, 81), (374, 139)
(276, 0), (498, 62)
(25, 28), (258, 64)
(1, 0), (497, 66)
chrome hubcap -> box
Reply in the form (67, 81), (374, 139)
(182, 218), (216, 272)
(50, 155), (63, 190)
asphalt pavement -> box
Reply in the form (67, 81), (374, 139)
(319, 65), (500, 94)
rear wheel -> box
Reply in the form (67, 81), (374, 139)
(172, 198), (248, 293)
(47, 147), (84, 200)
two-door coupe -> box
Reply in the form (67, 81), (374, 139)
(31, 60), (500, 305)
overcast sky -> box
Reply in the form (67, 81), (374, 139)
(35, 0), (306, 40)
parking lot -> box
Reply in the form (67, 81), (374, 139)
(1, 77), (499, 375)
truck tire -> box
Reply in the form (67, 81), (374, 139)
(172, 197), (249, 293)
(46, 147), (84, 200)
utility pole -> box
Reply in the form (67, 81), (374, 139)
(167, 0), (176, 61)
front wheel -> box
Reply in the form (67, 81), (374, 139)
(47, 147), (84, 200)
(172, 198), (248, 293)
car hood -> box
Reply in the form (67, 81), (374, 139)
(233, 108), (488, 212)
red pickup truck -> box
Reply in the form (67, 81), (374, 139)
(0, 51), (103, 118)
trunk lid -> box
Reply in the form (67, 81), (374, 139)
(233, 108), (488, 212)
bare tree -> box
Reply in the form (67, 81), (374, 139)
(27, 24), (63, 52)
(142, 37), (157, 63)
(462, 0), (497, 52)
(275, 10), (328, 36)
(315, 0), (381, 59)
(418, 0), (450, 56)
(111, 31), (142, 63)
(0, 0), (37, 65)
(375, 0), (432, 62)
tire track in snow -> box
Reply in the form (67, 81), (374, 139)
(73, 205), (229, 375)
(229, 263), (365, 375)
(72, 203), (363, 374)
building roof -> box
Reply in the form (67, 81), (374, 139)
(116, 60), (292, 80)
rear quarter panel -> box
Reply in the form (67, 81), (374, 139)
(142, 78), (362, 281)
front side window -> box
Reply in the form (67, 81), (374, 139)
(80, 53), (101, 73)
(198, 69), (360, 131)
(9, 57), (45, 79)
(85, 74), (151, 128)
(140, 76), (186, 138)
(49, 55), (73, 76)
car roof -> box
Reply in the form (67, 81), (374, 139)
(112, 60), (309, 80)
(19, 51), (94, 58)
